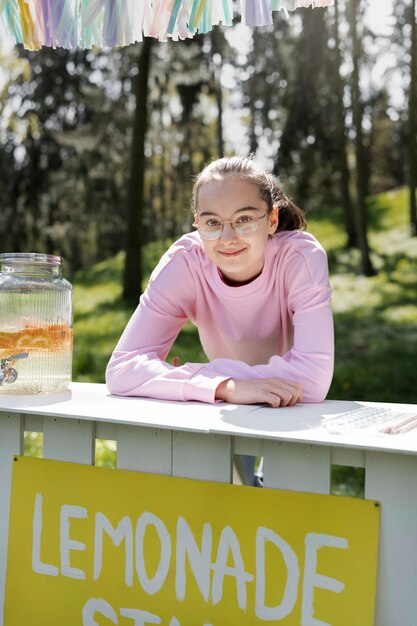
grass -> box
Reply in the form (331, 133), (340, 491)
(308, 189), (417, 405)
(25, 187), (417, 494)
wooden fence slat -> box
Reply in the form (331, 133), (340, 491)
(331, 446), (365, 468)
(43, 416), (94, 464)
(365, 451), (417, 626)
(172, 431), (232, 483)
(263, 440), (331, 494)
(95, 421), (117, 441)
(233, 436), (263, 457)
(116, 425), (172, 475)
(24, 414), (43, 433)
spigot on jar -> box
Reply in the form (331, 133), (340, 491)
(0, 352), (29, 386)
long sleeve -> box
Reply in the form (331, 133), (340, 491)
(106, 231), (334, 403)
(106, 240), (230, 403)
(192, 283), (333, 403)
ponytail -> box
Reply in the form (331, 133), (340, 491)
(192, 156), (306, 232)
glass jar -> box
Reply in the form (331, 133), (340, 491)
(0, 253), (73, 394)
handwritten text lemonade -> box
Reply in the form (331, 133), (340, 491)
(32, 493), (348, 626)
(5, 457), (379, 626)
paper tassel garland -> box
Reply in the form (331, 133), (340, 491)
(0, 0), (334, 49)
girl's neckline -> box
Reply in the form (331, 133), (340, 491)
(218, 267), (263, 287)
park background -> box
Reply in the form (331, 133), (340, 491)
(0, 0), (416, 489)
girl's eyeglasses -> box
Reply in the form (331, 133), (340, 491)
(193, 211), (268, 240)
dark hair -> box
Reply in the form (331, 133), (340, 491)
(191, 156), (307, 231)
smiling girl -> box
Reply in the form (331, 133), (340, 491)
(106, 156), (334, 408)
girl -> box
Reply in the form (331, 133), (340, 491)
(106, 156), (334, 408)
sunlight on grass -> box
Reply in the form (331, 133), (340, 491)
(382, 305), (417, 323)
(24, 432), (43, 457)
(308, 222), (346, 252)
(23, 434), (118, 467)
(95, 439), (117, 468)
(302, 188), (416, 405)
(74, 283), (122, 314)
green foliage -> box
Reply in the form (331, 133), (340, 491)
(0, 41), (221, 269)
(72, 253), (130, 383)
(331, 466), (365, 498)
(309, 188), (417, 405)
(70, 244), (207, 384)
(95, 439), (117, 468)
(24, 432), (43, 458)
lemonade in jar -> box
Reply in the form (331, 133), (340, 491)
(0, 253), (73, 394)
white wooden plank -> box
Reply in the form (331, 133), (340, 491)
(233, 436), (263, 457)
(116, 425), (171, 475)
(2, 388), (417, 457)
(0, 383), (217, 433)
(331, 446), (365, 468)
(365, 451), (417, 626)
(96, 421), (117, 440)
(172, 432), (232, 483)
(43, 416), (94, 464)
(0, 412), (23, 626)
(263, 440), (331, 494)
(24, 414), (43, 433)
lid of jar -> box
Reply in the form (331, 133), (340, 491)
(0, 253), (62, 265)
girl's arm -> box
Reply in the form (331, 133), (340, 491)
(195, 278), (333, 403)
(105, 252), (231, 403)
(106, 284), (332, 404)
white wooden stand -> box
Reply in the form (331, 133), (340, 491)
(1, 383), (417, 625)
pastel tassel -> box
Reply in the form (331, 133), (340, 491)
(243, 0), (273, 26)
(2, 0), (24, 44)
(0, 0), (334, 48)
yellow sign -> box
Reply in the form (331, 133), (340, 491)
(5, 456), (379, 626)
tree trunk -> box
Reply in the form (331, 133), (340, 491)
(248, 97), (258, 155)
(333, 0), (357, 247)
(348, 0), (375, 275)
(122, 38), (153, 301)
(210, 31), (224, 158)
(27, 141), (42, 251)
(409, 0), (417, 236)
(214, 62), (224, 158)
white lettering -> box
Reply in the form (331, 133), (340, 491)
(32, 493), (59, 576)
(82, 598), (118, 625)
(211, 525), (254, 609)
(120, 608), (161, 625)
(301, 533), (348, 626)
(60, 504), (88, 579)
(255, 526), (299, 620)
(35, 494), (351, 626)
(168, 617), (212, 626)
(94, 513), (133, 586)
(175, 517), (212, 602)
(135, 512), (171, 594)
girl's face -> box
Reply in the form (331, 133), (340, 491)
(194, 178), (278, 284)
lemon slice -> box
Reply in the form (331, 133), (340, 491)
(15, 332), (50, 350)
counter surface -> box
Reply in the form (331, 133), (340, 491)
(1, 382), (417, 455)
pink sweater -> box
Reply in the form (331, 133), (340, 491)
(106, 230), (334, 403)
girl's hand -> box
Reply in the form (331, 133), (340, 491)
(215, 377), (303, 408)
